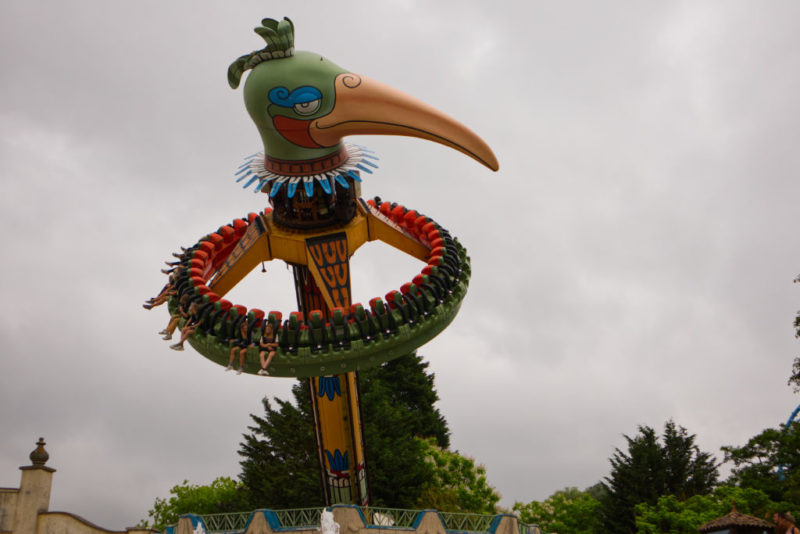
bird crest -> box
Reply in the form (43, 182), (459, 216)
(228, 17), (295, 89)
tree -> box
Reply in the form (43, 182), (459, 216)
(721, 422), (800, 505)
(417, 439), (500, 514)
(634, 485), (776, 534)
(239, 352), (452, 509)
(363, 353), (449, 448)
(789, 275), (800, 391)
(238, 381), (321, 508)
(142, 477), (249, 530)
(513, 487), (601, 534)
(598, 421), (719, 534)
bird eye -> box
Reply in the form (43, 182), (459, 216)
(293, 99), (321, 116)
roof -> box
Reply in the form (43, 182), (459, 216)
(698, 505), (773, 532)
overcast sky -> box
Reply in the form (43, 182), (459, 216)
(2, 0), (800, 529)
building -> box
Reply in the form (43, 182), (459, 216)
(0, 438), (153, 534)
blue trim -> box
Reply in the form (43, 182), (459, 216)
(235, 166), (251, 176)
(236, 170), (252, 182)
(318, 376), (342, 400)
(361, 159), (378, 169)
(254, 178), (268, 193)
(355, 163), (373, 174)
(256, 509), (322, 532)
(240, 511), (257, 533)
(287, 181), (298, 198)
(263, 510), (283, 530)
(304, 180), (315, 198)
(413, 511), (438, 530)
(180, 513), (209, 533)
(270, 181), (282, 197)
(346, 170), (361, 182)
(486, 514), (505, 534)
(779, 403), (800, 480)
(319, 177), (332, 194)
(335, 175), (350, 188)
(269, 86), (322, 108)
(243, 175), (260, 189)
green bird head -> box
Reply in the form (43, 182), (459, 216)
(228, 17), (498, 173)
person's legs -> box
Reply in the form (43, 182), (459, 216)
(170, 325), (195, 350)
(161, 315), (180, 339)
(226, 345), (236, 370)
(258, 349), (276, 375)
(237, 348), (247, 374)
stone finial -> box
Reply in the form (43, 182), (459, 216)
(29, 437), (49, 467)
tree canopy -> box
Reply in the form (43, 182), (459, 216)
(598, 420), (718, 534)
(634, 485), (777, 534)
(513, 487), (601, 534)
(239, 352), (457, 509)
(721, 421), (800, 505)
(142, 477), (249, 530)
(416, 439), (500, 514)
(238, 381), (320, 508)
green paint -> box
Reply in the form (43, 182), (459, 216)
(229, 17), (348, 161)
(183, 279), (467, 378)
(242, 51), (347, 161)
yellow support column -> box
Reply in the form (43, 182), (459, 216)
(295, 231), (369, 506)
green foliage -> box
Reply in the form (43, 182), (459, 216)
(791, 276), (800, 391)
(417, 439), (500, 514)
(239, 352), (452, 509)
(142, 477), (249, 530)
(599, 420), (719, 534)
(512, 487), (601, 534)
(238, 381), (321, 508)
(634, 485), (776, 534)
(145, 353), (488, 517)
(722, 422), (800, 504)
(363, 353), (450, 449)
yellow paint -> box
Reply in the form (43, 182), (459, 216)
(209, 229), (271, 297)
(313, 377), (352, 462)
(363, 207), (430, 261)
(265, 210), (369, 265)
(210, 205), (430, 299)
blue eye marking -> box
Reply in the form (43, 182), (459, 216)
(269, 86), (322, 108)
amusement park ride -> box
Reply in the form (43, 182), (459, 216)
(145, 17), (498, 507)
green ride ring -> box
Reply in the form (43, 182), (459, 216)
(165, 198), (470, 378)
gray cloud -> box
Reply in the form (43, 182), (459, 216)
(1, 0), (799, 528)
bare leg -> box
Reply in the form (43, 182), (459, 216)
(170, 325), (195, 351)
(226, 346), (236, 371)
(161, 316), (180, 339)
(258, 350), (276, 375)
(237, 349), (246, 374)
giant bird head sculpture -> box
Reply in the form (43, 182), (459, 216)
(229, 17), (497, 227)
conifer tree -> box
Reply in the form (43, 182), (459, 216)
(238, 352), (450, 509)
(598, 421), (718, 534)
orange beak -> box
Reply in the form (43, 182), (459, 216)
(309, 73), (499, 172)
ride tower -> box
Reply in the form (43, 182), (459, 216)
(149, 17), (498, 506)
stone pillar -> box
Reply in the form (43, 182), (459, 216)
(14, 438), (56, 534)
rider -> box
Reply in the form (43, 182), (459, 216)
(258, 321), (279, 376)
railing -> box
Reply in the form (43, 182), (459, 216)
(191, 507), (542, 534)
(362, 507), (418, 527)
(517, 522), (541, 534)
(437, 512), (495, 533)
(272, 508), (323, 529)
(199, 512), (249, 533)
